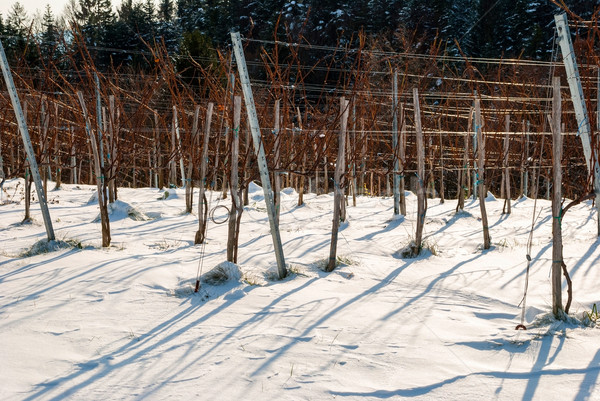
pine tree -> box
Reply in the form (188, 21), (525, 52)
(72, 0), (116, 68)
(157, 0), (179, 52)
(40, 5), (61, 63)
(4, 2), (32, 63)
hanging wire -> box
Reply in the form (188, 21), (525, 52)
(516, 26), (559, 330)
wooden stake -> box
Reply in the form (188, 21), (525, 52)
(475, 98), (491, 249)
(195, 103), (214, 245)
(273, 99), (281, 220)
(227, 96), (242, 262)
(78, 91), (110, 247)
(327, 97), (349, 272)
(551, 76), (564, 318)
(503, 114), (511, 214)
(413, 88), (426, 256)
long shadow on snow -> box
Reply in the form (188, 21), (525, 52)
(329, 364), (600, 398)
(355, 216), (404, 241)
(141, 277), (321, 397)
(0, 252), (171, 317)
(380, 252), (485, 321)
(329, 331), (594, 399)
(250, 260), (415, 378)
(0, 248), (78, 283)
(565, 237), (599, 280)
(500, 241), (552, 290)
(23, 277), (317, 401)
(574, 348), (600, 400)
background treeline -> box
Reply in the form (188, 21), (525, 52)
(0, 0), (597, 75)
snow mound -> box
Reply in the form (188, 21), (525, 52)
(281, 187), (297, 196)
(87, 190), (102, 204)
(157, 188), (179, 200)
(202, 261), (242, 285)
(20, 239), (82, 257)
(485, 191), (497, 201)
(93, 200), (149, 222)
(248, 182), (264, 202)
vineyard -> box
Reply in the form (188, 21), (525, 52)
(2, 17), (600, 205)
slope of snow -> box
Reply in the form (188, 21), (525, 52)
(1, 179), (599, 400)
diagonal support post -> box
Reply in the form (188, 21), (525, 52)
(0, 39), (55, 241)
(555, 13), (600, 236)
(231, 31), (287, 279)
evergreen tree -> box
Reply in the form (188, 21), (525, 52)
(40, 5), (61, 63)
(4, 2), (33, 64)
(72, 0), (116, 68)
(440, 0), (478, 56)
(157, 0), (179, 52)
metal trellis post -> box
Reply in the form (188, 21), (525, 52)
(0, 39), (55, 241)
(230, 31), (287, 279)
(555, 13), (600, 236)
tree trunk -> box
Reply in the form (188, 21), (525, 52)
(195, 103), (214, 244)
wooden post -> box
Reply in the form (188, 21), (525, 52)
(78, 91), (110, 247)
(551, 76), (564, 318)
(273, 99), (281, 220)
(524, 120), (530, 198)
(503, 114), (511, 214)
(413, 88), (426, 256)
(53, 103), (61, 190)
(41, 98), (49, 196)
(438, 119), (445, 204)
(227, 96), (243, 262)
(195, 103), (214, 244)
(297, 107), (306, 206)
(457, 110), (471, 211)
(69, 125), (79, 184)
(186, 105), (200, 213)
(392, 70), (401, 214)
(231, 31), (287, 279)
(475, 98), (491, 249)
(327, 97), (349, 272)
(172, 106), (186, 188)
(243, 119), (251, 206)
(399, 107), (406, 215)
(153, 112), (161, 189)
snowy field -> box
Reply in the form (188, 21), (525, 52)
(1, 179), (599, 400)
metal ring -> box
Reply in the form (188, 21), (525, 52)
(210, 205), (230, 224)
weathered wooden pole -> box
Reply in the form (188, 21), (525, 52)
(392, 70), (401, 215)
(273, 99), (281, 221)
(457, 109), (472, 211)
(232, 31), (287, 279)
(551, 76), (564, 318)
(327, 97), (349, 272)
(78, 91), (110, 247)
(0, 39), (55, 240)
(186, 105), (201, 213)
(438, 119), (445, 204)
(297, 107), (306, 206)
(503, 114), (511, 214)
(172, 106), (186, 188)
(413, 88), (426, 256)
(399, 107), (406, 215)
(475, 98), (491, 249)
(524, 121), (530, 198)
(195, 103), (214, 244)
(227, 96), (243, 262)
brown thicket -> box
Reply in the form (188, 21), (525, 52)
(2, 19), (600, 207)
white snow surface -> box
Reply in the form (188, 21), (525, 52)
(1, 179), (600, 400)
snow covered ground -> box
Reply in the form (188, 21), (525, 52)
(1, 179), (599, 400)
